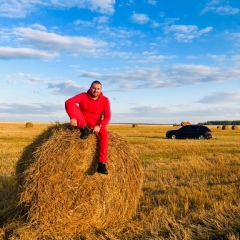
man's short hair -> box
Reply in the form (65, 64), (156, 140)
(91, 80), (102, 86)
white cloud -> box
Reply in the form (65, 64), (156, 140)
(226, 31), (240, 49)
(131, 12), (150, 24)
(127, 53), (177, 64)
(93, 16), (109, 24)
(201, 0), (240, 15)
(0, 0), (45, 18)
(73, 19), (92, 27)
(105, 51), (134, 58)
(0, 28), (11, 42)
(7, 72), (42, 83)
(29, 24), (47, 31)
(74, 16), (109, 27)
(83, 0), (115, 14)
(0, 0), (115, 18)
(13, 27), (108, 55)
(78, 65), (240, 89)
(167, 25), (213, 42)
(231, 55), (240, 67)
(131, 105), (167, 113)
(147, 0), (157, 5)
(0, 47), (58, 59)
(196, 91), (240, 104)
(215, 5), (240, 15)
(97, 26), (143, 39)
(0, 103), (60, 114)
(144, 54), (177, 62)
(207, 54), (226, 62)
(47, 80), (85, 96)
(150, 21), (161, 28)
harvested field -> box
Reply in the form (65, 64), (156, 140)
(0, 123), (240, 239)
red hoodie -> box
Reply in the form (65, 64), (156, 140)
(65, 90), (111, 127)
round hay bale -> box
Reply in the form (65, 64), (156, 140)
(222, 125), (229, 130)
(25, 122), (33, 128)
(217, 126), (220, 129)
(232, 125), (238, 130)
(132, 123), (138, 128)
(181, 121), (190, 126)
(16, 123), (143, 239)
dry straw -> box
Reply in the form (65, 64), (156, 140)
(222, 125), (230, 130)
(232, 125), (238, 130)
(181, 121), (190, 126)
(25, 122), (33, 128)
(16, 123), (143, 239)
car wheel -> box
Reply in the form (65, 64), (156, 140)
(198, 135), (205, 140)
(171, 134), (176, 139)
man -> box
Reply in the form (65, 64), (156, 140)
(65, 80), (111, 175)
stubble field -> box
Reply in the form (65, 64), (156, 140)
(0, 122), (240, 239)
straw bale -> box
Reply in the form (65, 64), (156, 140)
(181, 121), (190, 126)
(232, 125), (238, 130)
(16, 123), (143, 239)
(25, 122), (33, 128)
(222, 125), (229, 130)
(132, 123), (138, 128)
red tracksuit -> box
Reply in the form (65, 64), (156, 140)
(65, 90), (111, 163)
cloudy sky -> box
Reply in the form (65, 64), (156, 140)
(0, 0), (240, 124)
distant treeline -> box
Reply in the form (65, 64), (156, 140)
(199, 121), (240, 125)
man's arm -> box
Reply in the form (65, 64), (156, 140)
(65, 93), (84, 119)
(99, 97), (111, 127)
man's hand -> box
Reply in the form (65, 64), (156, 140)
(70, 118), (78, 127)
(93, 125), (101, 134)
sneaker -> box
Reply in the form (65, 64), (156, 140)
(97, 162), (108, 175)
(80, 126), (91, 139)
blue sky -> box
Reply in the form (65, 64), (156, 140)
(0, 0), (240, 124)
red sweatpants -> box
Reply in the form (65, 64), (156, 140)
(72, 106), (108, 163)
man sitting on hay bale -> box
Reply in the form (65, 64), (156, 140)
(65, 80), (111, 174)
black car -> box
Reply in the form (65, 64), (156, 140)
(166, 125), (212, 140)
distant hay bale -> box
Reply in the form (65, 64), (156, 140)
(25, 122), (33, 128)
(232, 125), (238, 130)
(16, 123), (143, 239)
(217, 126), (220, 129)
(222, 125), (230, 130)
(132, 123), (138, 128)
(181, 121), (190, 126)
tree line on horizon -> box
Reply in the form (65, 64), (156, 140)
(199, 120), (240, 125)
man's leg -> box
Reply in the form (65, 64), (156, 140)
(71, 106), (91, 139)
(96, 127), (108, 174)
(98, 127), (108, 163)
(71, 105), (86, 127)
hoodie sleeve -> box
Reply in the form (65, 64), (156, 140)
(65, 93), (84, 119)
(99, 97), (111, 127)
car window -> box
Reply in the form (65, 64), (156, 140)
(179, 126), (189, 132)
(192, 126), (200, 131)
(180, 125), (204, 132)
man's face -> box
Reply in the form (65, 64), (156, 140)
(89, 83), (102, 98)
